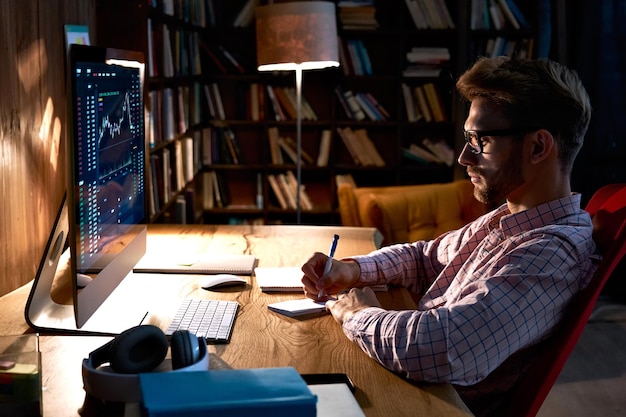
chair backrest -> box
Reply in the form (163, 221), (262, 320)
(502, 184), (626, 417)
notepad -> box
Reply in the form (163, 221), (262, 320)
(255, 267), (304, 292)
(134, 253), (256, 275)
(268, 298), (330, 318)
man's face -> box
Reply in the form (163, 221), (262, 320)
(458, 98), (526, 206)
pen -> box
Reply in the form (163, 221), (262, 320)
(318, 234), (339, 299)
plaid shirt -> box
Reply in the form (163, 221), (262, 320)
(345, 194), (598, 405)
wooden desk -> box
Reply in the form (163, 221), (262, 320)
(0, 224), (473, 417)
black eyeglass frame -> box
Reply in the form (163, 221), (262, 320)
(462, 127), (540, 155)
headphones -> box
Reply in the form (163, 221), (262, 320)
(82, 325), (209, 403)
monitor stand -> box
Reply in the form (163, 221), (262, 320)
(24, 196), (148, 336)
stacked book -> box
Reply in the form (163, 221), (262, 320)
(403, 47), (450, 78)
(337, 1), (379, 30)
(402, 139), (455, 166)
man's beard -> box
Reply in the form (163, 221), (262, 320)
(471, 152), (525, 206)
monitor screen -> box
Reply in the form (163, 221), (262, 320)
(71, 46), (146, 274)
(25, 44), (148, 334)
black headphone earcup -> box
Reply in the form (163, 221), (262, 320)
(108, 325), (169, 374)
(170, 330), (201, 370)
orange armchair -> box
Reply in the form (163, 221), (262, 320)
(336, 179), (487, 245)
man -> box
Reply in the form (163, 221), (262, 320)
(301, 57), (597, 416)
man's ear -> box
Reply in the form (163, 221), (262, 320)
(529, 129), (555, 164)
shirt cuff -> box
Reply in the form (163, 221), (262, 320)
(345, 255), (382, 287)
(342, 306), (386, 338)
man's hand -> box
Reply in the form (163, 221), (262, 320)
(326, 287), (382, 324)
(301, 253), (360, 300)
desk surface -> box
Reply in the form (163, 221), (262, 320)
(0, 224), (473, 417)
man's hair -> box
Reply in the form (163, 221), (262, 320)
(456, 56), (591, 174)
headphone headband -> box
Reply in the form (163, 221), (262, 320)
(82, 326), (209, 403)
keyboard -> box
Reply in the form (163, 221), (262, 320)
(165, 299), (239, 343)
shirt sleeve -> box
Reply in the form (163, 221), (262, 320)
(341, 234), (589, 386)
(350, 223), (475, 294)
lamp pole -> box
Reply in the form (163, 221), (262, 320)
(295, 66), (303, 223)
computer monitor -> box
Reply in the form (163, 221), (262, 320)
(25, 44), (148, 335)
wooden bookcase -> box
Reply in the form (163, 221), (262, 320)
(95, 0), (550, 225)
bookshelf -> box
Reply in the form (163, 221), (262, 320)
(95, 0), (550, 226)
(95, 0), (210, 224)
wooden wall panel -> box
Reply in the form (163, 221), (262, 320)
(0, 1), (95, 296)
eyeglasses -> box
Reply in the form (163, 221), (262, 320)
(462, 128), (539, 155)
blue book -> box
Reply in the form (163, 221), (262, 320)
(504, 0), (530, 29)
(354, 40), (373, 75)
(139, 367), (317, 417)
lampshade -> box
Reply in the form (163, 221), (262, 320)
(256, 1), (339, 71)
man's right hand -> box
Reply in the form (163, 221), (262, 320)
(301, 252), (360, 300)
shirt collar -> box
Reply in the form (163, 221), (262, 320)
(490, 194), (583, 237)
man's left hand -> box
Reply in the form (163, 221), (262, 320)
(326, 287), (382, 324)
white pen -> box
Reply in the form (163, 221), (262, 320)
(318, 234), (339, 299)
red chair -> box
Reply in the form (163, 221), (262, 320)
(501, 184), (626, 417)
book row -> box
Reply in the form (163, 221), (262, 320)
(338, 38), (373, 76)
(401, 82), (447, 123)
(147, 18), (254, 78)
(263, 85), (318, 122)
(146, 78), (400, 150)
(152, 112), (401, 170)
(147, 12), (460, 81)
(336, 127), (385, 167)
(147, 123), (400, 217)
(152, 143), (455, 221)
(405, 0), (456, 30)
(334, 86), (391, 122)
(202, 123), (386, 169)
(150, 0), (260, 29)
(470, 0), (530, 31)
(479, 36), (535, 59)
(154, 0), (528, 33)
(267, 127), (332, 168)
(149, 135), (201, 217)
(200, 170), (314, 213)
(148, 84), (210, 148)
(267, 171), (314, 212)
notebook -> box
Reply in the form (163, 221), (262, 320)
(139, 367), (317, 417)
(267, 298), (330, 318)
(134, 253), (256, 275)
(255, 267), (304, 292)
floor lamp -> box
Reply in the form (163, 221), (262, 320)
(255, 1), (339, 223)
